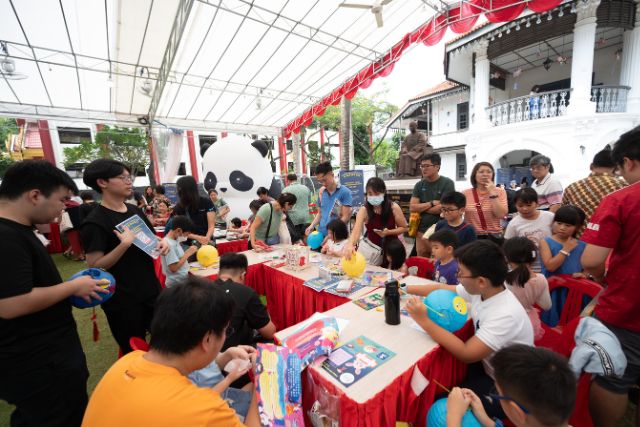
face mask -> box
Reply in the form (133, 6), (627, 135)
(368, 195), (384, 206)
(177, 236), (187, 243)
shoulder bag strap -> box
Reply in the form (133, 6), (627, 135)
(265, 203), (274, 239)
(471, 188), (488, 233)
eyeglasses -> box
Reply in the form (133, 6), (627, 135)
(114, 175), (133, 183)
(456, 268), (476, 279)
(529, 165), (547, 171)
(485, 393), (530, 414)
(420, 163), (437, 169)
(441, 207), (460, 213)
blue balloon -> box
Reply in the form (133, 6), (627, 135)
(307, 231), (324, 249)
(423, 289), (468, 333)
(69, 268), (116, 309)
(427, 398), (482, 427)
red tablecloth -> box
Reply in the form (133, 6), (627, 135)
(303, 322), (473, 427)
(217, 239), (248, 255)
(262, 265), (351, 330)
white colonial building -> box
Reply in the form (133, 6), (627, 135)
(388, 0), (640, 189)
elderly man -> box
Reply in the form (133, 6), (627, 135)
(397, 121), (432, 178)
(562, 148), (626, 237)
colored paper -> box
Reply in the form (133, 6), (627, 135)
(322, 336), (395, 387)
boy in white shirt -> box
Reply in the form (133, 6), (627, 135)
(161, 216), (198, 287)
(406, 240), (533, 418)
(504, 188), (554, 272)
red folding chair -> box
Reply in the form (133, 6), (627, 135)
(405, 256), (434, 280)
(129, 337), (150, 352)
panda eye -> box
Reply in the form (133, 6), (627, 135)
(229, 170), (254, 192)
(204, 172), (217, 191)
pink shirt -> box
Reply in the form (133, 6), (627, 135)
(463, 187), (508, 235)
(506, 273), (551, 339)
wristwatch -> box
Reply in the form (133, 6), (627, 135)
(559, 249), (570, 257)
(429, 201), (435, 209)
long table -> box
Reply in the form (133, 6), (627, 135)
(275, 276), (471, 427)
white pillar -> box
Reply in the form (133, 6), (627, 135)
(568, 0), (601, 116)
(47, 121), (65, 170)
(472, 39), (490, 129)
(292, 133), (302, 175)
(620, 4), (640, 114)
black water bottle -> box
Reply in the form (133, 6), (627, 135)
(384, 279), (401, 325)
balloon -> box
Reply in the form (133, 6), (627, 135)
(427, 398), (482, 427)
(69, 268), (116, 309)
(307, 231), (324, 249)
(197, 245), (219, 267)
(423, 290), (468, 333)
(340, 252), (366, 278)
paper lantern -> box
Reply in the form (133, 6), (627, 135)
(307, 231), (324, 249)
(341, 253), (366, 278)
(427, 398), (482, 427)
(197, 245), (219, 267)
(423, 290), (468, 333)
(69, 268), (116, 309)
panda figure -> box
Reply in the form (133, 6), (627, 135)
(201, 135), (278, 220)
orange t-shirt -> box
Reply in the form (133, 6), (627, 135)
(82, 351), (244, 427)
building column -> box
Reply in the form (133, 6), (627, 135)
(37, 120), (58, 166)
(291, 133), (302, 175)
(300, 134), (308, 175)
(277, 136), (287, 174)
(568, 0), (601, 116)
(472, 39), (490, 129)
(620, 3), (640, 114)
(340, 97), (353, 171)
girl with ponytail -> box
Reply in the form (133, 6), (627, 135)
(503, 237), (552, 340)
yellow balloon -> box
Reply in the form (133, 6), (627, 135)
(340, 252), (366, 278)
(197, 245), (219, 267)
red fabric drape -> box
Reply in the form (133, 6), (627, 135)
(423, 14), (448, 46)
(528, 0), (562, 12)
(449, 3), (481, 33)
(46, 222), (63, 254)
(262, 265), (351, 330)
(475, 0), (527, 23)
(302, 322), (473, 427)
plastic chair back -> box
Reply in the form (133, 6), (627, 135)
(405, 256), (434, 280)
(129, 336), (150, 352)
(540, 275), (602, 328)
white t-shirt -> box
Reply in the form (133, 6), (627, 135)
(504, 211), (554, 272)
(327, 239), (347, 254)
(456, 285), (534, 378)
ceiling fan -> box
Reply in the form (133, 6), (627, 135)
(0, 42), (27, 81)
(339, 0), (394, 28)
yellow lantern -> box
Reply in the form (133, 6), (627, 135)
(197, 245), (219, 267)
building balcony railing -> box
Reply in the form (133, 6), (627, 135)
(486, 86), (631, 127)
(591, 85), (630, 113)
(486, 89), (571, 126)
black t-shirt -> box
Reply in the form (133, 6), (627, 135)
(212, 278), (271, 350)
(0, 218), (81, 367)
(173, 197), (216, 236)
(80, 205), (161, 311)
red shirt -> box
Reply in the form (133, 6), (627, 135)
(582, 182), (640, 331)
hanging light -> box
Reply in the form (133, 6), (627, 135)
(498, 31), (502, 38)
(506, 26), (511, 34)
(547, 11), (553, 20)
(536, 15), (542, 24)
(526, 18), (531, 27)
(558, 7), (564, 17)
(543, 57), (553, 71)
(491, 35), (496, 41)
(515, 21), (521, 31)
(570, 2), (577, 13)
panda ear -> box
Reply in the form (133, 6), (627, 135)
(251, 140), (269, 158)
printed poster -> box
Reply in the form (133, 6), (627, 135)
(115, 215), (159, 258)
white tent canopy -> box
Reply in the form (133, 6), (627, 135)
(0, 0), (445, 135)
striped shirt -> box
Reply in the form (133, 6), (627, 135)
(464, 187), (508, 235)
(562, 172), (627, 237)
(533, 174), (563, 210)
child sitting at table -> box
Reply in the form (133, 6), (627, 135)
(539, 205), (587, 278)
(228, 217), (249, 238)
(385, 238), (408, 275)
(161, 216), (199, 287)
(503, 237), (551, 340)
(445, 344), (576, 427)
(405, 240), (533, 419)
(428, 229), (459, 285)
(321, 219), (349, 257)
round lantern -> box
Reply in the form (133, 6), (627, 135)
(69, 268), (116, 309)
(197, 245), (219, 267)
(340, 252), (366, 278)
(424, 290), (468, 333)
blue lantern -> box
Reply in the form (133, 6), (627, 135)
(307, 231), (324, 250)
(423, 290), (468, 333)
(427, 398), (482, 427)
(69, 268), (116, 309)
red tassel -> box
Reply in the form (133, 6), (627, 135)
(92, 308), (100, 342)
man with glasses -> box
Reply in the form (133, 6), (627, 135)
(561, 148), (626, 237)
(396, 120), (432, 178)
(81, 159), (169, 354)
(529, 154), (563, 212)
(305, 161), (352, 238)
(409, 153), (455, 257)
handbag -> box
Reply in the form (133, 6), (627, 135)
(471, 188), (504, 246)
(357, 236), (384, 266)
(59, 211), (73, 232)
(285, 216), (302, 243)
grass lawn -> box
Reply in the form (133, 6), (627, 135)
(0, 254), (636, 426)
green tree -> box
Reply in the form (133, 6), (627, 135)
(64, 125), (149, 181)
(311, 92), (397, 166)
(0, 117), (19, 153)
(373, 139), (399, 169)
